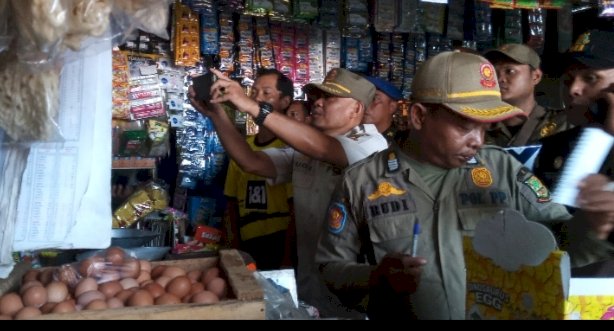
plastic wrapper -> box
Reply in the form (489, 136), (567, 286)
(113, 181), (170, 229)
(253, 272), (312, 320)
(64, 0), (113, 51)
(53, 247), (144, 288)
(0, 52), (63, 144)
(10, 0), (70, 63)
(112, 0), (173, 43)
(147, 118), (170, 157)
(11, 0), (113, 63)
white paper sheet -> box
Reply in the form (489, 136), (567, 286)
(570, 278), (614, 295)
(0, 145), (30, 274)
(552, 128), (614, 207)
(12, 46), (112, 252)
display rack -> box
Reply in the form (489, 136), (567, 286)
(112, 157), (158, 177)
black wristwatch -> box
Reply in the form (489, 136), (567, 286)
(254, 102), (273, 126)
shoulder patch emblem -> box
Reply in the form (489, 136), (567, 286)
(387, 152), (399, 172)
(523, 176), (551, 203)
(368, 182), (407, 201)
(328, 203), (347, 235)
(471, 167), (493, 188)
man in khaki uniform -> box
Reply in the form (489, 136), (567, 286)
(190, 67), (387, 318)
(484, 43), (571, 147)
(315, 51), (614, 320)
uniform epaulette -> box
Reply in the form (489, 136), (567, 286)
(344, 148), (386, 173)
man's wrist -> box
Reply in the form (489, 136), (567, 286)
(254, 102), (273, 126)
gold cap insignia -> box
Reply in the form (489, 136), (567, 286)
(480, 64), (497, 88)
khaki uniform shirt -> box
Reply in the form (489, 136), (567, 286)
(264, 124), (388, 316)
(486, 105), (572, 147)
(316, 145), (614, 320)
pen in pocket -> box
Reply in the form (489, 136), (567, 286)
(411, 220), (421, 257)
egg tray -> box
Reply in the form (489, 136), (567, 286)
(0, 249), (265, 320)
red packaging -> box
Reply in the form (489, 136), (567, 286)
(194, 225), (222, 244)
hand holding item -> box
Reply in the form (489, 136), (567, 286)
(576, 174), (614, 239)
(370, 252), (427, 294)
(208, 68), (259, 116)
(187, 85), (223, 118)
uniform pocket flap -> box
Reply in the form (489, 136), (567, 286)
(369, 216), (416, 243)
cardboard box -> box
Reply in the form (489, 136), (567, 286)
(464, 209), (614, 320)
(566, 278), (614, 320)
(0, 249), (264, 320)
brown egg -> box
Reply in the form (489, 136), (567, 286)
(162, 266), (186, 279)
(127, 290), (154, 307)
(140, 280), (153, 287)
(154, 293), (181, 306)
(85, 299), (108, 310)
(0, 315), (12, 320)
(51, 300), (77, 314)
(155, 276), (172, 288)
(40, 302), (57, 314)
(77, 290), (105, 307)
(37, 269), (55, 286)
(119, 278), (139, 290)
(150, 265), (166, 279)
(13, 306), (42, 320)
(98, 281), (123, 299)
(0, 292), (24, 316)
(189, 282), (205, 296)
(187, 270), (202, 284)
(22, 270), (40, 283)
(201, 267), (220, 285)
(135, 271), (151, 284)
(191, 291), (219, 304)
(106, 297), (124, 309)
(105, 247), (126, 266)
(19, 281), (44, 295)
(206, 278), (227, 299)
(166, 276), (191, 299)
(143, 282), (165, 299)
(22, 286), (47, 308)
(74, 278), (98, 297)
(46, 281), (69, 303)
(115, 289), (136, 304)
